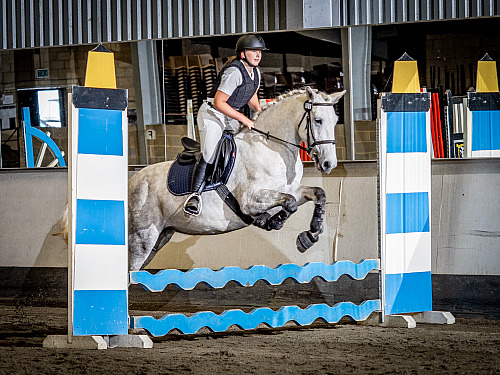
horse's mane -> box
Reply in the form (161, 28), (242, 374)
(252, 88), (330, 121)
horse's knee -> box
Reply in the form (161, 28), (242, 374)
(284, 196), (298, 213)
(314, 187), (326, 205)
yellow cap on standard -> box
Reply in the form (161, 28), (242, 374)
(84, 44), (117, 89)
(392, 52), (420, 94)
(476, 53), (499, 93)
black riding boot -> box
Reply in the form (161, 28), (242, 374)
(183, 158), (208, 216)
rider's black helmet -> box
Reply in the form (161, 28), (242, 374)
(236, 34), (267, 52)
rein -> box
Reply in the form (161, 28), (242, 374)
(252, 100), (336, 154)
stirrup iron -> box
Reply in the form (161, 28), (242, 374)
(183, 192), (202, 216)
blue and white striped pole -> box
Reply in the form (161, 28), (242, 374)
(44, 45), (151, 349)
(70, 85), (129, 336)
(378, 53), (453, 326)
(466, 53), (500, 158)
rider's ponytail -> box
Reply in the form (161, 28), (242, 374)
(224, 55), (239, 65)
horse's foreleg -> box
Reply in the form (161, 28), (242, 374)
(245, 189), (298, 230)
(294, 186), (327, 253)
(254, 209), (291, 231)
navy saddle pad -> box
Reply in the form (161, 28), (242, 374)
(167, 134), (236, 196)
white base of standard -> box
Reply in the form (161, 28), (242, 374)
(362, 313), (416, 328)
(362, 311), (455, 328)
(411, 311), (456, 324)
(43, 335), (153, 349)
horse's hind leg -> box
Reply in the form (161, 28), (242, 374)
(129, 224), (175, 271)
(140, 227), (175, 269)
(129, 227), (175, 270)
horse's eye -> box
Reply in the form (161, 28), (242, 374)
(315, 118), (322, 125)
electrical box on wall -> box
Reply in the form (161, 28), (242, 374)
(36, 68), (49, 79)
(0, 107), (16, 130)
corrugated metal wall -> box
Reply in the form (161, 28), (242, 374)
(344, 0), (499, 26)
(1, 0), (499, 50)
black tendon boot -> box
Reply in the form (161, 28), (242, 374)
(183, 157), (208, 216)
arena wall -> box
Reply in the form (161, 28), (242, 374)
(0, 159), (498, 275)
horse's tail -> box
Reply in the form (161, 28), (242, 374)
(52, 203), (69, 244)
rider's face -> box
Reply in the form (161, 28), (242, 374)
(241, 49), (262, 66)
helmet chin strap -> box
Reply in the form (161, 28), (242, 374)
(241, 50), (257, 68)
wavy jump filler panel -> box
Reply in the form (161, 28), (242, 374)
(129, 259), (380, 292)
(130, 300), (381, 336)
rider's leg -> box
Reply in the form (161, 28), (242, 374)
(198, 105), (225, 164)
(184, 105), (223, 215)
(183, 157), (208, 215)
(191, 157), (208, 191)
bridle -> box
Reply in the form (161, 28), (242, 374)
(251, 99), (336, 155)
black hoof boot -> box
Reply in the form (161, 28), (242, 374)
(183, 193), (202, 216)
(254, 212), (272, 230)
(296, 231), (319, 253)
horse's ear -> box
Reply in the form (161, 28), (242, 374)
(329, 90), (347, 104)
(306, 86), (316, 100)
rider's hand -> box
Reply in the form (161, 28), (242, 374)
(242, 118), (254, 129)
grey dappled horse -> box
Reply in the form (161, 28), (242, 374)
(129, 87), (346, 270)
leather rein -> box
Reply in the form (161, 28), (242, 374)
(251, 100), (336, 154)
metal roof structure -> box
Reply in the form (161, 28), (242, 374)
(1, 0), (499, 50)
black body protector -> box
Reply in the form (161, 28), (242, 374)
(208, 59), (260, 111)
(184, 60), (259, 216)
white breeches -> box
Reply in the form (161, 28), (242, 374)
(197, 102), (240, 163)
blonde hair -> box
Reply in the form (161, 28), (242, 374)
(224, 55), (239, 65)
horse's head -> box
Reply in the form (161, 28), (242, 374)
(300, 87), (346, 174)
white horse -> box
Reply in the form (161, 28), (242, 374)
(128, 87), (345, 270)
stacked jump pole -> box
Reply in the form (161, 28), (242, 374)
(45, 49), (453, 350)
(129, 260), (382, 335)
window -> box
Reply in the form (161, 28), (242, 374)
(17, 88), (66, 129)
(37, 90), (62, 127)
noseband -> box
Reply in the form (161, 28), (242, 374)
(252, 99), (336, 155)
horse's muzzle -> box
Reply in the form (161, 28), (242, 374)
(321, 160), (336, 173)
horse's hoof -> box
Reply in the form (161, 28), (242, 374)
(296, 231), (318, 253)
(254, 213), (272, 230)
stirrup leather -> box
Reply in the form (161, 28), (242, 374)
(183, 192), (202, 216)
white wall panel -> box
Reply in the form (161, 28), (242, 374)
(0, 160), (498, 275)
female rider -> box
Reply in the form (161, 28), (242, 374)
(184, 34), (267, 216)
